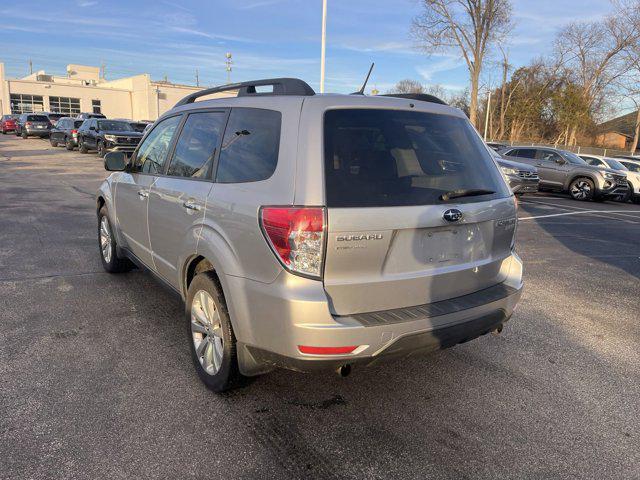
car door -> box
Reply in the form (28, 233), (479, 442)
(147, 109), (226, 287)
(87, 119), (99, 149)
(535, 149), (569, 187)
(113, 114), (182, 268)
(52, 119), (66, 143)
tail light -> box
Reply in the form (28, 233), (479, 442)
(259, 206), (326, 279)
(298, 345), (358, 355)
(25, 122), (32, 127)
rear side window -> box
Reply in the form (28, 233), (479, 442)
(510, 149), (536, 159)
(215, 108), (281, 183)
(167, 111), (225, 179)
(323, 109), (510, 207)
(74, 121), (84, 128)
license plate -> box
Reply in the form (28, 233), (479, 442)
(36, 125), (44, 129)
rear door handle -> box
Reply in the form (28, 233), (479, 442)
(137, 190), (149, 198)
(183, 200), (201, 211)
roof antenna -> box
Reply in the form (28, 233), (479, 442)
(352, 62), (374, 95)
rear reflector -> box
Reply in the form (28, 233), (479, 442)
(298, 345), (358, 355)
(260, 206), (325, 278)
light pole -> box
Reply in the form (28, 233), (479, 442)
(225, 53), (233, 84)
(483, 91), (491, 141)
(320, 0), (327, 93)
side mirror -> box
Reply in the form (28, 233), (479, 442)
(554, 158), (566, 165)
(104, 151), (127, 171)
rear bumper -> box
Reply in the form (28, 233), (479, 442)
(24, 128), (50, 137)
(228, 253), (524, 375)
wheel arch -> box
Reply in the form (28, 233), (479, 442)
(565, 173), (597, 191)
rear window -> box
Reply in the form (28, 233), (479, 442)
(323, 109), (510, 207)
(216, 108), (281, 183)
(27, 115), (49, 122)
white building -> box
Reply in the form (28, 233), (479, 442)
(0, 63), (228, 120)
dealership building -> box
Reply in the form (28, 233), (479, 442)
(0, 62), (227, 120)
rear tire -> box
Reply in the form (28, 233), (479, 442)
(79, 138), (88, 154)
(186, 272), (242, 392)
(97, 140), (105, 158)
(50, 137), (58, 147)
(98, 206), (134, 273)
(569, 177), (595, 201)
(21, 131), (28, 139)
(65, 137), (74, 150)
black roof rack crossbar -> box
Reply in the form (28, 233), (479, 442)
(174, 77), (315, 107)
(381, 93), (448, 105)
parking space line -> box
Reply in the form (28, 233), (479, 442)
(520, 198), (640, 220)
(519, 210), (640, 220)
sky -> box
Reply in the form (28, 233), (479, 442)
(0, 0), (617, 95)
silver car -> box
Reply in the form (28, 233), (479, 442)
(96, 78), (523, 392)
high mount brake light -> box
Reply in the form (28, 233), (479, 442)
(260, 207), (325, 279)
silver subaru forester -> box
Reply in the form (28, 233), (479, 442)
(96, 78), (523, 392)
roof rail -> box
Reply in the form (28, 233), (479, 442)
(381, 93), (448, 106)
(174, 78), (315, 107)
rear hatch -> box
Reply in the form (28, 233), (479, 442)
(321, 108), (516, 315)
(26, 115), (51, 130)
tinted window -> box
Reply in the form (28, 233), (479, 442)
(167, 112), (225, 179)
(604, 158), (627, 171)
(537, 150), (562, 163)
(622, 161), (640, 172)
(132, 115), (181, 174)
(323, 109), (510, 208)
(26, 115), (49, 122)
(560, 150), (587, 165)
(583, 157), (603, 166)
(73, 120), (84, 129)
(216, 108), (281, 183)
(97, 120), (132, 131)
(512, 149), (536, 159)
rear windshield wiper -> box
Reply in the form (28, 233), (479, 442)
(440, 189), (496, 201)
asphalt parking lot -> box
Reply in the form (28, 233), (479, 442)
(1, 134), (639, 480)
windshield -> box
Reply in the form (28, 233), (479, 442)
(97, 121), (132, 132)
(323, 109), (510, 207)
(561, 151), (588, 165)
(129, 122), (148, 132)
(604, 158), (628, 171)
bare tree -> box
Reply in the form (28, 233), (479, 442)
(389, 79), (425, 94)
(412, 0), (513, 127)
(555, 0), (640, 144)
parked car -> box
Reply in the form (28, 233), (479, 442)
(76, 112), (106, 120)
(96, 78), (523, 392)
(499, 146), (628, 201)
(78, 119), (143, 157)
(487, 141), (508, 151)
(49, 117), (84, 150)
(1, 114), (18, 134)
(129, 121), (151, 133)
(44, 112), (67, 127)
(489, 149), (539, 194)
(14, 113), (52, 138)
(580, 154), (640, 204)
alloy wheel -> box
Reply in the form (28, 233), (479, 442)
(99, 216), (112, 263)
(191, 290), (224, 375)
(571, 180), (591, 200)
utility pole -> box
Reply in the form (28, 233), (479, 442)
(320, 0), (327, 93)
(195, 69), (200, 87)
(225, 53), (233, 84)
(29, 59), (33, 75)
(100, 62), (106, 80)
(483, 91), (491, 141)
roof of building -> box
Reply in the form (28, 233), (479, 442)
(597, 110), (638, 138)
